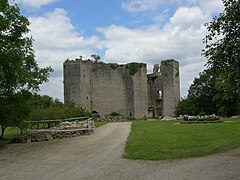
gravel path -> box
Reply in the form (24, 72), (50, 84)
(0, 122), (239, 180)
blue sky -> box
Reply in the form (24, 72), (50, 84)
(14, 0), (224, 101)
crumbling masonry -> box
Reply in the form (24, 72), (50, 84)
(64, 59), (180, 119)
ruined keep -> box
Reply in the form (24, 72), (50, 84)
(64, 59), (180, 119)
(147, 60), (180, 118)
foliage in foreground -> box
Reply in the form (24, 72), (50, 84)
(0, 1), (52, 138)
(28, 103), (90, 121)
(0, 94), (90, 139)
(0, 127), (21, 149)
(175, 70), (218, 116)
(26, 94), (90, 130)
(0, 91), (31, 138)
(176, 0), (240, 116)
(125, 119), (240, 160)
(204, 0), (240, 115)
(203, 0), (240, 115)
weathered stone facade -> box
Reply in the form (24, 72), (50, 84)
(64, 59), (180, 119)
(147, 60), (180, 118)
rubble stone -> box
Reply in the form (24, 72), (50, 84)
(45, 134), (53, 141)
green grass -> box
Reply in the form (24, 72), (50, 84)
(94, 121), (109, 128)
(0, 127), (21, 149)
(125, 118), (240, 160)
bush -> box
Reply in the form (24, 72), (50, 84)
(28, 103), (90, 121)
(105, 112), (136, 122)
(109, 112), (122, 117)
(125, 116), (136, 121)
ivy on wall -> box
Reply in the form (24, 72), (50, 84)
(109, 63), (119, 69)
(127, 62), (144, 76)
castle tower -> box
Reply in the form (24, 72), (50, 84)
(63, 60), (92, 110)
(160, 60), (180, 117)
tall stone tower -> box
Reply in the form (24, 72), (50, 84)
(160, 60), (180, 117)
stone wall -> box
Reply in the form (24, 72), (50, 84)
(64, 59), (180, 119)
(64, 60), (148, 119)
(147, 60), (180, 118)
(11, 120), (94, 143)
(132, 67), (148, 119)
(91, 63), (129, 117)
(147, 72), (162, 118)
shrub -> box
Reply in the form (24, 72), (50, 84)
(28, 103), (90, 121)
(109, 112), (122, 117)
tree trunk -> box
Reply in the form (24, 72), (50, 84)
(17, 125), (23, 134)
(0, 126), (6, 139)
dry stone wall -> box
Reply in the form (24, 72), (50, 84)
(11, 120), (94, 143)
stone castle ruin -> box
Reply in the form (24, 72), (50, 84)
(64, 59), (180, 119)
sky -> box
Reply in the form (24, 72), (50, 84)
(14, 0), (224, 102)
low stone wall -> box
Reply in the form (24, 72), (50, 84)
(11, 120), (94, 143)
(11, 129), (93, 143)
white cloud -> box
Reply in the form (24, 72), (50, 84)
(122, 0), (163, 13)
(169, 7), (207, 29)
(16, 0), (59, 9)
(97, 6), (210, 97)
(29, 8), (102, 100)
(187, 0), (224, 13)
(122, 0), (223, 14)
(27, 1), (224, 101)
(29, 9), (101, 53)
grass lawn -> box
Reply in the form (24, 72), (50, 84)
(125, 118), (240, 160)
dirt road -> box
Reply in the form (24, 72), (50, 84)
(0, 122), (240, 180)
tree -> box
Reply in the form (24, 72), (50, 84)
(91, 54), (101, 62)
(187, 70), (218, 115)
(175, 98), (199, 116)
(203, 0), (240, 115)
(175, 70), (217, 116)
(0, 91), (31, 138)
(0, 1), (52, 138)
(29, 94), (56, 109)
(28, 97), (90, 122)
